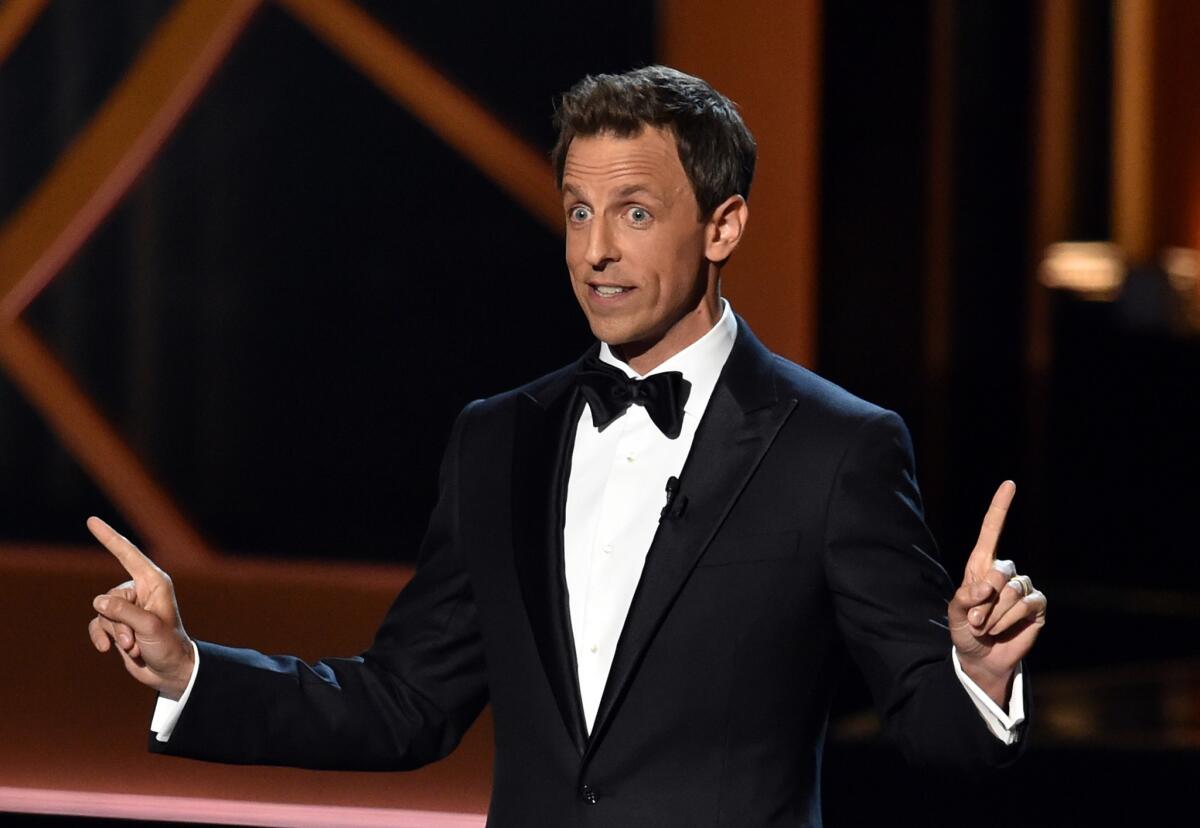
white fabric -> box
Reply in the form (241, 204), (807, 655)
(151, 640), (199, 742)
(152, 298), (1020, 744)
(564, 300), (738, 731)
(953, 647), (1025, 744)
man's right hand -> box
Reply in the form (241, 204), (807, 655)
(86, 517), (195, 700)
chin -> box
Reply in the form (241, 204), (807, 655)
(587, 321), (623, 346)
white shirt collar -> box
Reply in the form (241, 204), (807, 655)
(597, 299), (738, 417)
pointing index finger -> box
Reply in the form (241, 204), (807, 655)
(86, 516), (158, 581)
(968, 481), (1016, 576)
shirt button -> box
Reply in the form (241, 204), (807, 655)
(602, 544), (613, 555)
(590, 643), (599, 654)
(625, 454), (636, 463)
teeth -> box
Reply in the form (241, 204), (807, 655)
(594, 285), (629, 296)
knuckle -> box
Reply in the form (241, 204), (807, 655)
(991, 559), (1016, 576)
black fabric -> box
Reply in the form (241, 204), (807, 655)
(575, 356), (691, 439)
(154, 317), (1026, 827)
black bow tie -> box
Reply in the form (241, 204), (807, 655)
(576, 356), (691, 439)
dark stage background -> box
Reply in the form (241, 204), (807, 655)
(1, 1), (1197, 825)
(1, 0), (648, 559)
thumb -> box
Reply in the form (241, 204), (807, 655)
(93, 594), (163, 638)
(948, 582), (973, 627)
(948, 580), (995, 629)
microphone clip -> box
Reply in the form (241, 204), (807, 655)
(660, 475), (687, 522)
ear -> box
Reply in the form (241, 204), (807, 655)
(703, 195), (749, 264)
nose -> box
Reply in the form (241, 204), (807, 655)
(584, 216), (619, 270)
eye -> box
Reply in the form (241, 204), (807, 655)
(569, 205), (591, 223)
(627, 206), (651, 224)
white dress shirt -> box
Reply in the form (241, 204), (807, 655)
(153, 299), (1022, 744)
(564, 299), (740, 731)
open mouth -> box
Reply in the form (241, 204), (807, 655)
(591, 284), (633, 297)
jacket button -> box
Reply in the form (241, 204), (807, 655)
(581, 784), (598, 804)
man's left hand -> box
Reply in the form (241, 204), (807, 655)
(948, 480), (1047, 708)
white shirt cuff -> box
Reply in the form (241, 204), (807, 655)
(150, 640), (200, 743)
(951, 646), (1024, 745)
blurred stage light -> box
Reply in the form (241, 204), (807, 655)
(1039, 241), (1126, 300)
(1161, 246), (1199, 292)
(1161, 247), (1200, 331)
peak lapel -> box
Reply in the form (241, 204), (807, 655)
(583, 319), (796, 759)
(511, 360), (591, 756)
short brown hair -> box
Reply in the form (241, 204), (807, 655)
(551, 65), (757, 217)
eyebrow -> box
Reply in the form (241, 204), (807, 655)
(561, 182), (663, 203)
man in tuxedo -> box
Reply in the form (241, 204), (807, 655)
(88, 66), (1046, 826)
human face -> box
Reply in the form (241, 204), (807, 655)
(561, 127), (721, 373)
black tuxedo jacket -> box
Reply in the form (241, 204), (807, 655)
(156, 318), (1024, 826)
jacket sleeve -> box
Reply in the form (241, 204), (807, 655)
(822, 409), (1027, 772)
(151, 402), (489, 770)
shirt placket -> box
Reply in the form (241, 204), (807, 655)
(578, 407), (655, 724)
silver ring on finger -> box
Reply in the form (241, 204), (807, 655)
(1006, 574), (1032, 597)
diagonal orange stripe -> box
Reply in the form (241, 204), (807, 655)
(0, 0), (46, 67)
(0, 0), (262, 323)
(276, 0), (562, 234)
(0, 322), (217, 568)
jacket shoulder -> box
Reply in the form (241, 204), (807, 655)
(769, 353), (896, 431)
(730, 315), (899, 437)
(463, 359), (581, 420)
